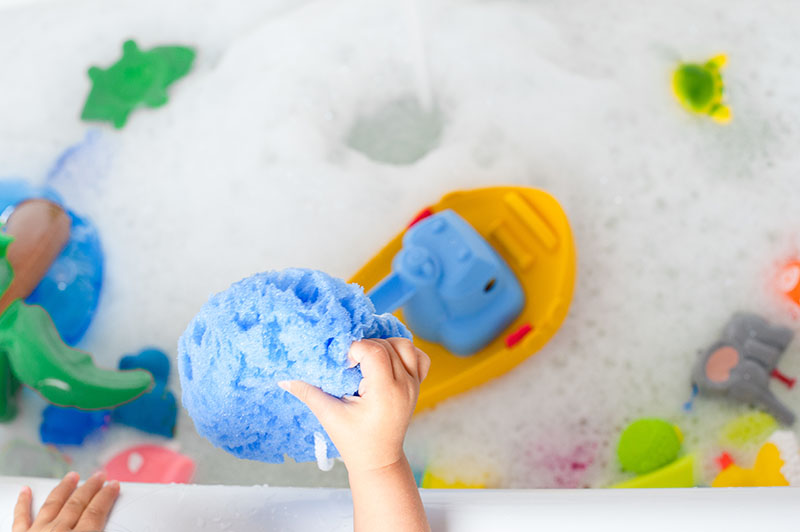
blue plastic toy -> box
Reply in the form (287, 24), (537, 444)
(0, 179), (103, 345)
(40, 405), (110, 446)
(112, 349), (177, 438)
(368, 210), (524, 355)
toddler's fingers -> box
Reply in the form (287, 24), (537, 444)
(33, 471), (79, 524)
(385, 338), (424, 380)
(279, 380), (343, 425)
(57, 470), (106, 527)
(368, 339), (409, 382)
(349, 340), (395, 384)
(12, 486), (32, 532)
(74, 480), (120, 531)
(417, 347), (431, 382)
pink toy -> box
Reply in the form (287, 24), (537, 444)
(103, 444), (195, 484)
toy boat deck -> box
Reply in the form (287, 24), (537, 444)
(350, 186), (576, 411)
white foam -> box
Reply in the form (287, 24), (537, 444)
(769, 430), (800, 486)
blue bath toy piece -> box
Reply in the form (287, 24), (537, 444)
(26, 211), (103, 345)
(112, 349), (177, 438)
(178, 268), (411, 464)
(0, 179), (104, 345)
(120, 349), (171, 382)
(40, 405), (110, 446)
(368, 210), (524, 355)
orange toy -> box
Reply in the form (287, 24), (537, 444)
(777, 260), (800, 309)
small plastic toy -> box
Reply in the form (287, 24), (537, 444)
(612, 455), (696, 489)
(777, 260), (800, 312)
(0, 198), (152, 419)
(713, 443), (786, 487)
(369, 210), (524, 355)
(612, 418), (695, 489)
(26, 211), (103, 346)
(351, 187), (576, 411)
(691, 312), (796, 425)
(0, 439), (70, 478)
(40, 405), (110, 446)
(672, 54), (731, 123)
(719, 412), (778, 450)
(617, 418), (682, 475)
(112, 349), (177, 438)
(103, 444), (195, 484)
(420, 470), (486, 489)
(0, 179), (104, 346)
(713, 429), (800, 487)
(82, 40), (196, 128)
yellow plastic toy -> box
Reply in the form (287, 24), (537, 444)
(421, 470), (486, 489)
(720, 412), (778, 450)
(712, 443), (788, 487)
(612, 454), (696, 489)
(672, 54), (731, 124)
(713, 430), (800, 487)
(350, 187), (576, 412)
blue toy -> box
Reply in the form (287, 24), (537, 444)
(112, 349), (177, 438)
(40, 405), (110, 446)
(178, 268), (410, 463)
(368, 210), (524, 355)
(0, 179), (103, 345)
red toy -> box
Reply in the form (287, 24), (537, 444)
(103, 444), (194, 484)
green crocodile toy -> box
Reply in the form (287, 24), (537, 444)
(81, 40), (195, 128)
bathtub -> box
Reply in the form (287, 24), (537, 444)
(0, 476), (797, 531)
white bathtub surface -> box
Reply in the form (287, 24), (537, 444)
(0, 476), (797, 532)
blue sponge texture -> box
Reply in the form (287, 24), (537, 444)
(178, 268), (411, 463)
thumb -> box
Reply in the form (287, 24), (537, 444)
(278, 380), (343, 425)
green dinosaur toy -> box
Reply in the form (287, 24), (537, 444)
(0, 199), (152, 421)
(81, 40), (196, 128)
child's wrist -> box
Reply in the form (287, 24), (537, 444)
(345, 451), (409, 479)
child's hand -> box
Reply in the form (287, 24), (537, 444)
(280, 338), (431, 473)
(13, 472), (120, 532)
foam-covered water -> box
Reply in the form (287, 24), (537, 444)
(1, 0), (799, 488)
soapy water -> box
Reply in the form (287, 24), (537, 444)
(346, 96), (443, 165)
(0, 0), (799, 488)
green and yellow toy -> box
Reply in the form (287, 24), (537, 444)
(612, 418), (696, 489)
(0, 199), (152, 421)
(672, 54), (731, 124)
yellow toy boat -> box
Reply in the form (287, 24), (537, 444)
(350, 186), (576, 412)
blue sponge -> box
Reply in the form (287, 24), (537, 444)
(178, 268), (411, 463)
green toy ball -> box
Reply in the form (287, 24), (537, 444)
(617, 418), (682, 475)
